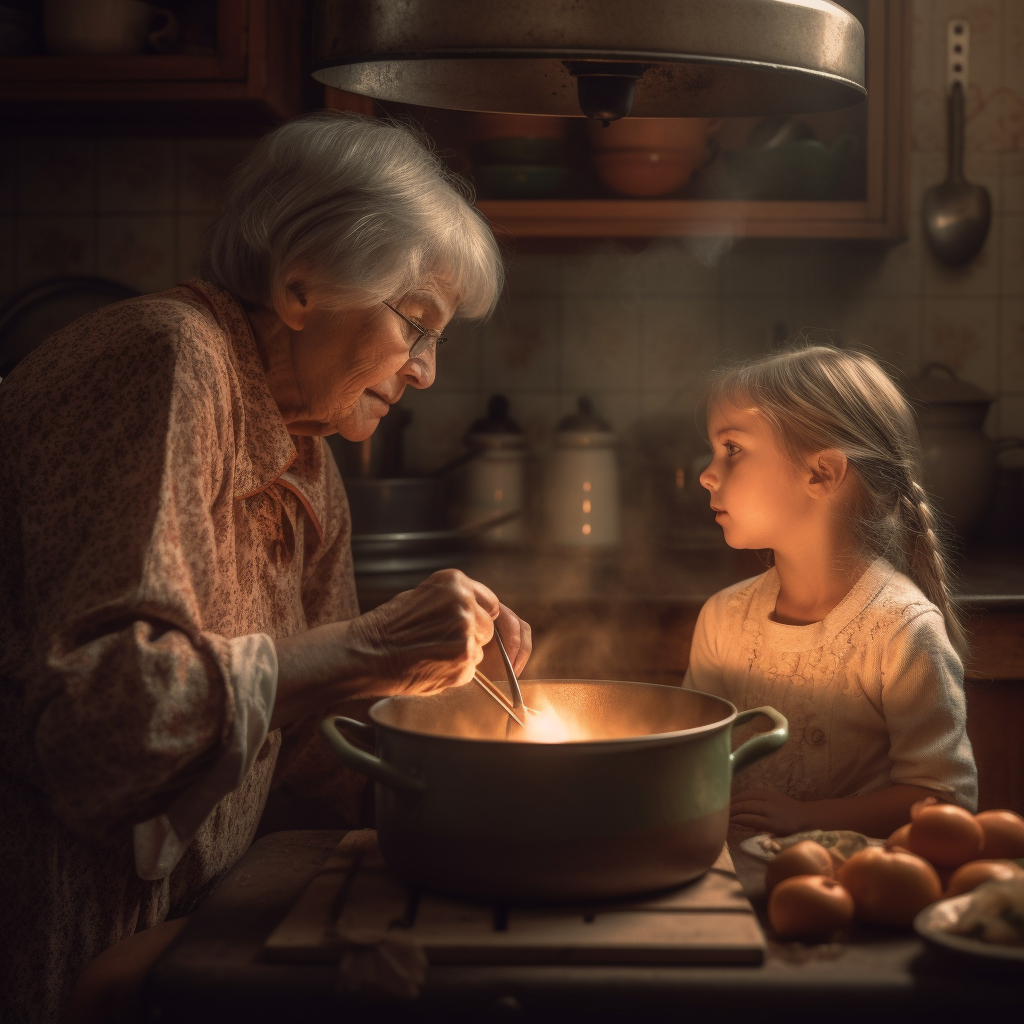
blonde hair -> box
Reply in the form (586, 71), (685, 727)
(707, 344), (967, 658)
(202, 111), (504, 319)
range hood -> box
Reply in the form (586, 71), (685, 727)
(311, 0), (866, 122)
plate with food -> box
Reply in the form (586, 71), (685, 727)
(914, 878), (1024, 962)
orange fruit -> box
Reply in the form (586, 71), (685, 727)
(764, 840), (834, 892)
(945, 859), (1024, 898)
(837, 846), (942, 928)
(975, 809), (1024, 860)
(767, 875), (855, 941)
(886, 823), (912, 850)
(908, 801), (984, 867)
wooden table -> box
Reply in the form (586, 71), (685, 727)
(143, 831), (1021, 1023)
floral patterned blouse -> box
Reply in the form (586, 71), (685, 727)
(0, 281), (364, 1023)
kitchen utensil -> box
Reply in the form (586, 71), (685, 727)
(546, 397), (620, 548)
(492, 628), (524, 713)
(0, 276), (137, 382)
(348, 508), (521, 574)
(923, 21), (991, 267)
(460, 395), (527, 546)
(911, 363), (1024, 535)
(312, 0), (865, 121)
(320, 679), (788, 901)
(472, 669), (525, 729)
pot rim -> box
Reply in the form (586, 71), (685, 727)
(366, 677), (740, 749)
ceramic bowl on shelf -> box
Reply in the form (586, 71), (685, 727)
(591, 149), (701, 197)
(587, 116), (723, 153)
(474, 163), (572, 200)
(587, 116), (722, 197)
(470, 111), (567, 142)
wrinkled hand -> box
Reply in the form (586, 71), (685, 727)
(478, 602), (532, 683)
(350, 569), (531, 697)
(730, 788), (808, 837)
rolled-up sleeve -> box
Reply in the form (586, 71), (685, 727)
(881, 609), (978, 810)
(9, 311), (283, 870)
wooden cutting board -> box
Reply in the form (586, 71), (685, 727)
(263, 830), (765, 966)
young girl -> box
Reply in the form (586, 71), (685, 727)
(684, 344), (977, 838)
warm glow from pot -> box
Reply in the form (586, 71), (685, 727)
(518, 698), (591, 743)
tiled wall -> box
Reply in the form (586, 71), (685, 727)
(1, 0), (1021, 479)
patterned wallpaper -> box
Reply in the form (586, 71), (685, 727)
(0, 0), (1021, 477)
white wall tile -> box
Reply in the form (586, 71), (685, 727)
(18, 139), (95, 214)
(97, 215), (176, 295)
(999, 297), (1024, 390)
(482, 296), (560, 393)
(639, 296), (719, 392)
(922, 296), (1000, 390)
(560, 295), (640, 392)
(97, 139), (175, 214)
(177, 138), (255, 213)
(16, 216), (95, 287)
(431, 319), (483, 393)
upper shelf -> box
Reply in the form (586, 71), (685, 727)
(0, 0), (301, 128)
(473, 0), (909, 240)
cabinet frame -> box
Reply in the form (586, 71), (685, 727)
(0, 0), (301, 124)
(474, 0), (910, 240)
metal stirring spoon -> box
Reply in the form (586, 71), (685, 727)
(493, 628), (525, 714)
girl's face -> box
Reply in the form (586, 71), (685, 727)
(699, 401), (815, 551)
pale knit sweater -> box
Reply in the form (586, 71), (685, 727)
(683, 559), (978, 810)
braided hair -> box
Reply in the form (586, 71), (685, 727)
(706, 344), (968, 659)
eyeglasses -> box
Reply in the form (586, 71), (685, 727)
(383, 301), (448, 359)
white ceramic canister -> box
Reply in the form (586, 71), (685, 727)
(546, 397), (620, 547)
(462, 395), (526, 545)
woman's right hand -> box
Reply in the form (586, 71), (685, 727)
(349, 569), (500, 696)
(270, 569), (510, 729)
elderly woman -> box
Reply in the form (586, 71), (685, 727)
(0, 112), (530, 1023)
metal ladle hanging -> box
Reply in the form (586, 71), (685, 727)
(923, 19), (991, 266)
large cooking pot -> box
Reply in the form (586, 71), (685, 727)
(321, 679), (787, 901)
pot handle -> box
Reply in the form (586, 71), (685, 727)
(319, 717), (427, 798)
(729, 706), (788, 773)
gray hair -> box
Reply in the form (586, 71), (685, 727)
(706, 344), (968, 659)
(202, 111), (504, 319)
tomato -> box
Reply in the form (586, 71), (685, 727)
(975, 809), (1024, 860)
(886, 823), (912, 850)
(764, 840), (834, 892)
(767, 875), (855, 941)
(945, 859), (1024, 898)
(908, 801), (984, 867)
(837, 846), (943, 928)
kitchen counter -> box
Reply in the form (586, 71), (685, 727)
(357, 540), (1024, 613)
(143, 830), (1021, 1024)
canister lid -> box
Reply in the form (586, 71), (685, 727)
(554, 397), (616, 447)
(467, 394), (526, 448)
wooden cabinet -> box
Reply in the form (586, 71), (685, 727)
(328, 0), (909, 241)
(0, 0), (302, 131)
(479, 0), (909, 240)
